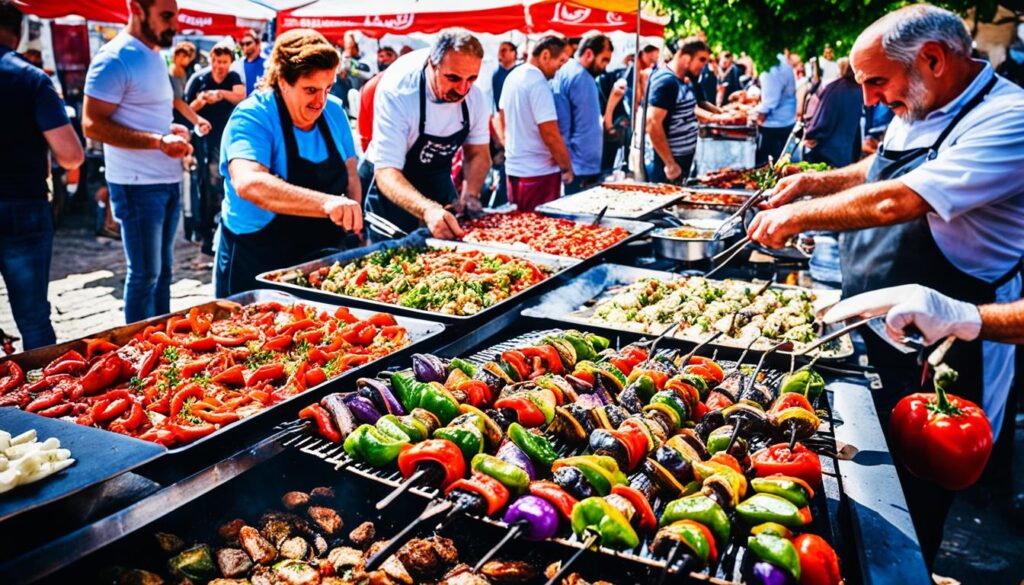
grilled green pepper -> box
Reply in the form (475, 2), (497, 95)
(735, 493), (807, 529)
(705, 425), (746, 456)
(562, 332), (598, 362)
(168, 544), (215, 581)
(434, 424), (484, 461)
(747, 528), (802, 581)
(389, 372), (460, 424)
(343, 424), (409, 466)
(508, 422), (558, 468)
(448, 357), (477, 377)
(571, 496), (640, 550)
(750, 475), (813, 508)
(380, 413), (429, 442)
(471, 453), (531, 495)
(552, 455), (628, 496)
(779, 368), (825, 404)
(660, 494), (731, 546)
(658, 519), (717, 566)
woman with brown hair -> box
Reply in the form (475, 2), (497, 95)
(214, 28), (363, 296)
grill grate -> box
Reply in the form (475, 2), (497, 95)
(283, 329), (846, 583)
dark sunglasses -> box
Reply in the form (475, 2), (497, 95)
(240, 41), (255, 47)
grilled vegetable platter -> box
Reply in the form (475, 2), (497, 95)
(281, 328), (845, 585)
(458, 211), (640, 260)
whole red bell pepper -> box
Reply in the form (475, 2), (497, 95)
(890, 365), (992, 491)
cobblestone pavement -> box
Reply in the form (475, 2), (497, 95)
(0, 221), (213, 350)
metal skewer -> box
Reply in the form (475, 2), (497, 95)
(363, 499), (454, 571)
(794, 315), (881, 357)
(544, 532), (600, 585)
(472, 521), (527, 572)
(376, 467), (428, 510)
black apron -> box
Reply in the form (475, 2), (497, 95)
(215, 90), (351, 297)
(839, 75), (1015, 562)
(364, 68), (470, 240)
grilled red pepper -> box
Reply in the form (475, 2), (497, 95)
(78, 353), (127, 397)
(92, 390), (132, 423)
(334, 306), (359, 324)
(187, 306), (211, 335)
(42, 350), (87, 376)
(890, 365), (992, 491)
(397, 439), (466, 489)
(246, 363), (285, 386)
(529, 480), (579, 520)
(84, 338), (120, 360)
(301, 403), (342, 442)
(184, 336), (217, 352)
(367, 312), (397, 327)
(520, 346), (564, 376)
(793, 533), (843, 585)
(0, 360), (25, 394)
(751, 443), (823, 490)
(169, 383), (205, 420)
(494, 394), (546, 427)
(38, 403), (74, 418)
(262, 334), (292, 352)
(212, 364), (247, 386)
(445, 470), (511, 515)
(500, 351), (531, 380)
(167, 422), (217, 444)
(341, 321), (377, 346)
(305, 367), (328, 388)
(25, 388), (65, 413)
(612, 484), (657, 532)
(180, 357), (213, 379)
(108, 401), (146, 433)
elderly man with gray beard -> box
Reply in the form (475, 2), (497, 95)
(746, 3), (1024, 564)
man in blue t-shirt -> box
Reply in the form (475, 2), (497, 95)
(553, 34), (613, 194)
(231, 29), (265, 96)
(645, 37), (733, 183)
(186, 42), (244, 255)
(0, 1), (84, 350)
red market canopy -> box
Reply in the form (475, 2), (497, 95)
(14, 0), (276, 36)
(276, 0), (665, 39)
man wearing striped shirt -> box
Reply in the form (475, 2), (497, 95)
(645, 37), (734, 183)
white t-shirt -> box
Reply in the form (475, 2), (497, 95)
(499, 63), (559, 177)
(84, 32), (179, 185)
(366, 49), (490, 171)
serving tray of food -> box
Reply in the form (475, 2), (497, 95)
(675, 188), (755, 210)
(536, 182), (687, 219)
(458, 210), (653, 260)
(0, 289), (445, 454)
(522, 264), (853, 360)
(258, 234), (579, 322)
(692, 162), (829, 191)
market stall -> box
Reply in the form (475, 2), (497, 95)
(14, 0), (276, 36)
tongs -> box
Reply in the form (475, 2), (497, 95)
(365, 212), (409, 239)
(591, 205), (609, 226)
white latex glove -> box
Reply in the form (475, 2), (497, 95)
(884, 286), (982, 346)
(823, 284), (921, 323)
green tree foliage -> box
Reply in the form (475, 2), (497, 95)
(658, 0), (999, 72)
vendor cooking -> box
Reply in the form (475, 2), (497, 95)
(363, 29), (492, 241)
(746, 4), (1024, 562)
(214, 29), (363, 297)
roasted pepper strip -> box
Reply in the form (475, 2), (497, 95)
(77, 353), (127, 397)
(445, 471), (510, 516)
(471, 453), (531, 495)
(398, 439), (466, 488)
(611, 484), (657, 532)
(508, 422), (558, 468)
(529, 480), (579, 520)
(301, 403), (342, 443)
(42, 351), (87, 377)
(343, 424), (409, 466)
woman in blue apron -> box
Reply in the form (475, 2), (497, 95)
(840, 75), (1018, 561)
(214, 29), (362, 297)
(363, 68), (470, 241)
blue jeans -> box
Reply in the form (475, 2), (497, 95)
(108, 182), (181, 323)
(0, 199), (56, 349)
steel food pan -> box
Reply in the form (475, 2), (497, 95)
(257, 239), (580, 322)
(535, 184), (686, 219)
(0, 289), (446, 456)
(451, 209), (654, 261)
(521, 263), (854, 360)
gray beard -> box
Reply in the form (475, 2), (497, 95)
(899, 69), (930, 122)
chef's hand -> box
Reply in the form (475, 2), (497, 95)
(456, 193), (483, 216)
(424, 206), (464, 239)
(764, 172), (819, 208)
(746, 207), (801, 248)
(885, 285), (982, 346)
(664, 161), (682, 181)
(323, 196), (363, 233)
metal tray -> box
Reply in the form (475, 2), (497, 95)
(521, 263), (854, 360)
(536, 184), (686, 219)
(0, 289), (446, 455)
(453, 209), (654, 261)
(257, 239), (580, 322)
(0, 408), (165, 523)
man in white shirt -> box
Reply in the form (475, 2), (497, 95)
(495, 35), (572, 212)
(364, 29), (491, 240)
(83, 0), (191, 323)
(808, 44), (840, 86)
(747, 4), (1024, 563)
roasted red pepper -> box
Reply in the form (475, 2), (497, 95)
(179, 357), (213, 379)
(529, 480), (579, 520)
(166, 422), (217, 444)
(25, 388), (65, 413)
(187, 306), (212, 335)
(246, 363), (285, 386)
(334, 306), (359, 324)
(42, 350), (88, 376)
(305, 367), (328, 388)
(169, 383), (205, 420)
(611, 484), (657, 532)
(397, 439), (466, 489)
(494, 394), (546, 427)
(340, 321), (378, 346)
(367, 312), (397, 327)
(84, 338), (120, 360)
(38, 403), (74, 418)
(92, 390), (132, 423)
(108, 401), (146, 433)
(890, 365), (992, 491)
(500, 351), (531, 380)
(77, 353), (127, 397)
(520, 346), (564, 376)
(262, 334), (292, 352)
(212, 364), (247, 386)
(0, 360), (25, 394)
(751, 443), (823, 490)
(184, 336), (217, 352)
(445, 470), (511, 515)
(300, 403), (341, 443)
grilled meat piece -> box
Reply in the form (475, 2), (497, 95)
(367, 571), (404, 585)
(272, 560), (321, 585)
(154, 532), (184, 553)
(239, 526), (277, 565)
(215, 548), (253, 578)
(282, 491), (311, 510)
(218, 519), (246, 544)
(381, 557), (414, 585)
(311, 533), (329, 556)
(327, 546), (364, 572)
(260, 516), (293, 547)
(250, 565), (273, 585)
(480, 560), (537, 583)
(543, 564), (615, 585)
(441, 564), (492, 585)
(310, 486), (336, 501)
(396, 536), (458, 581)
(209, 580), (250, 585)
(348, 521), (376, 549)
(308, 506), (343, 536)
(280, 536), (310, 560)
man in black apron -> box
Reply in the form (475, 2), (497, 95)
(361, 31), (492, 241)
(213, 29), (363, 297)
(745, 5), (1024, 563)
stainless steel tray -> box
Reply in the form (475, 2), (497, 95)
(452, 210), (654, 260)
(535, 183), (686, 219)
(522, 263), (854, 360)
(0, 289), (446, 455)
(257, 239), (580, 322)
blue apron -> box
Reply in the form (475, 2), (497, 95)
(215, 90), (352, 296)
(364, 68), (470, 240)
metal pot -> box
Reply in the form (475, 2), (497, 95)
(651, 213), (740, 262)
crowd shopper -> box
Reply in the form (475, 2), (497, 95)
(803, 59), (863, 167)
(490, 41), (519, 204)
(498, 35), (573, 212)
(754, 52), (799, 164)
(716, 51), (744, 105)
(0, 0), (83, 349)
(232, 29), (265, 96)
(214, 28), (362, 296)
(185, 42), (244, 256)
(83, 0), (191, 324)
(376, 46), (398, 72)
(168, 41), (208, 243)
(748, 4), (1024, 561)
(553, 34), (614, 194)
(363, 30), (490, 240)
